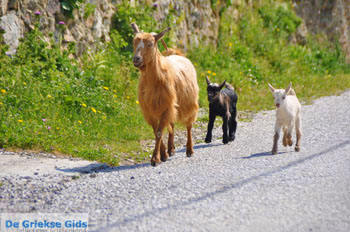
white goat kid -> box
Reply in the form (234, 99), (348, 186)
(268, 83), (302, 154)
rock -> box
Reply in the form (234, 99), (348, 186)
(0, 11), (24, 55)
(8, 0), (18, 10)
(46, 0), (60, 15)
(0, 0), (8, 15)
(293, 0), (350, 62)
(296, 22), (308, 45)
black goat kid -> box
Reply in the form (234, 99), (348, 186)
(205, 77), (238, 144)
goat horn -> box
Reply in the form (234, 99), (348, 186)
(131, 22), (140, 34)
(219, 80), (227, 89)
(206, 76), (211, 85)
(154, 27), (171, 41)
(161, 39), (169, 51)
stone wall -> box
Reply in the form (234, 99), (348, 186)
(0, 0), (225, 55)
(292, 0), (350, 62)
(0, 0), (349, 61)
(0, 0), (115, 55)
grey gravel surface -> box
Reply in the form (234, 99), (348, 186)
(1, 91), (350, 232)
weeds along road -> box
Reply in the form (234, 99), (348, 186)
(1, 91), (350, 232)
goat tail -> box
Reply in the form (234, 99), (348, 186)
(162, 48), (185, 57)
(288, 88), (296, 96)
(225, 83), (234, 91)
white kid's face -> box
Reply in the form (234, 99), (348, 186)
(273, 90), (286, 108)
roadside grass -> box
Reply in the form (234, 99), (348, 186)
(0, 0), (349, 166)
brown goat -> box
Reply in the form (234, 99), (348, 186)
(131, 23), (199, 166)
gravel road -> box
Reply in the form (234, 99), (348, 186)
(1, 91), (350, 232)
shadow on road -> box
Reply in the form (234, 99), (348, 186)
(55, 162), (151, 174)
(56, 142), (225, 175)
(93, 140), (350, 232)
(242, 151), (286, 159)
(177, 143), (223, 153)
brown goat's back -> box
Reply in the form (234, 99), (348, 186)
(165, 55), (199, 125)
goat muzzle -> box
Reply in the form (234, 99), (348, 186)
(133, 56), (143, 67)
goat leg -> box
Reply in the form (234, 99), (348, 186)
(282, 129), (288, 147)
(228, 109), (237, 142)
(295, 116), (301, 152)
(151, 118), (168, 166)
(272, 132), (279, 155)
(186, 124), (194, 157)
(205, 113), (216, 143)
(222, 116), (229, 144)
(168, 123), (175, 157)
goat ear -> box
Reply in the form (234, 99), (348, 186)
(154, 27), (171, 42)
(206, 76), (211, 85)
(268, 83), (275, 93)
(285, 82), (292, 94)
(219, 80), (226, 90)
(131, 22), (140, 34)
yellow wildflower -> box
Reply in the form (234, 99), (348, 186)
(0, 102), (3, 105)
(56, 127), (60, 130)
(91, 107), (97, 113)
(276, 28), (280, 32)
(78, 120), (82, 124)
(213, 72), (216, 76)
(113, 90), (117, 93)
(23, 82), (27, 86)
(1, 89), (6, 94)
(97, 110), (102, 114)
(103, 86), (109, 90)
(82, 103), (87, 107)
(126, 96), (130, 99)
(102, 116), (107, 120)
(113, 95), (117, 98)
(207, 70), (211, 74)
(47, 94), (53, 98)
(18, 120), (23, 123)
(229, 42), (232, 47)
(136, 100), (139, 104)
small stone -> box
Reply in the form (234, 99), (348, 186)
(90, 173), (97, 178)
(130, 176), (135, 180)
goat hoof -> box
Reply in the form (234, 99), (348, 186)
(229, 135), (235, 142)
(288, 140), (293, 146)
(151, 158), (161, 167)
(283, 140), (288, 147)
(271, 150), (277, 155)
(161, 154), (169, 162)
(295, 146), (300, 152)
(168, 151), (175, 157)
(223, 138), (228, 144)
(186, 151), (194, 157)
(205, 138), (211, 143)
